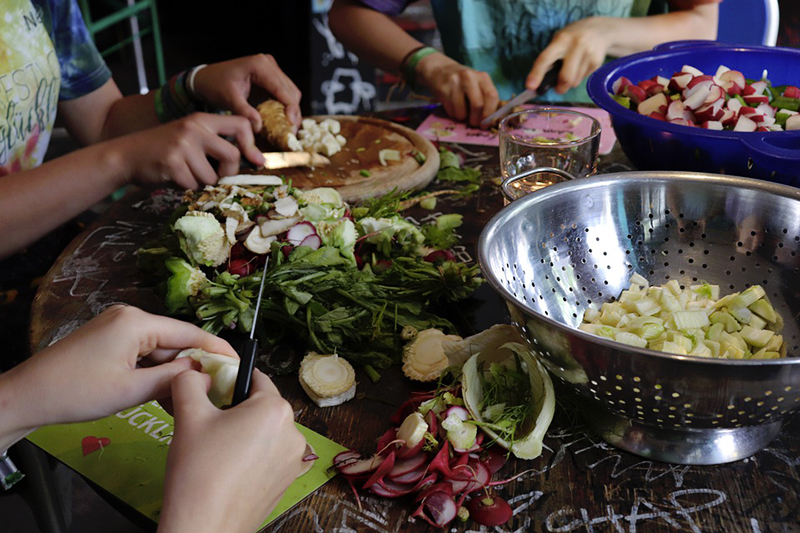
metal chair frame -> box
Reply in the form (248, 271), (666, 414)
(78, 0), (166, 94)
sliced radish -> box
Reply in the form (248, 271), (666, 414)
(719, 70), (746, 91)
(362, 450), (396, 490)
(637, 92), (668, 116)
(623, 84), (647, 105)
(744, 95), (770, 105)
(412, 490), (458, 528)
(299, 234), (322, 249)
(734, 114), (758, 132)
(683, 84), (712, 110)
(388, 453), (428, 480)
(449, 460), (491, 494)
(286, 221), (317, 246)
(612, 76), (632, 95)
(665, 100), (686, 121)
(686, 74), (714, 89)
(701, 121), (724, 130)
(370, 477), (419, 498)
(390, 466), (427, 485)
(681, 65), (704, 77)
(669, 72), (693, 91)
(714, 64), (731, 78)
(338, 454), (385, 477)
(648, 111), (667, 121)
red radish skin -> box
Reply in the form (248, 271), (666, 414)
(362, 451), (396, 490)
(467, 495), (513, 527)
(299, 234), (322, 249)
(286, 221), (317, 246)
(228, 258), (255, 277)
(389, 453), (428, 480)
(413, 490), (458, 528)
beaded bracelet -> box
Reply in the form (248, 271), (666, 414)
(402, 46), (437, 90)
(154, 66), (207, 123)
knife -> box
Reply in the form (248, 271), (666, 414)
(480, 60), (564, 128)
(262, 151), (331, 170)
(231, 258), (269, 406)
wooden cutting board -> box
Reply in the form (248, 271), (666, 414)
(259, 116), (440, 203)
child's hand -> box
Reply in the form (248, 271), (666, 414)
(159, 369), (306, 533)
(416, 52), (501, 128)
(112, 112), (266, 188)
(192, 54), (303, 134)
(526, 16), (616, 94)
(0, 305), (237, 444)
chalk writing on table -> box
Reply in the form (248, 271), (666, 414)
(51, 220), (160, 300)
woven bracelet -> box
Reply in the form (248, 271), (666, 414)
(154, 66), (207, 123)
(402, 46), (437, 90)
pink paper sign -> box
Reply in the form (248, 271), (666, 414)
(416, 105), (618, 155)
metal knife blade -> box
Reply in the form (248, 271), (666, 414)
(231, 258), (269, 406)
(480, 60), (564, 128)
(262, 151), (331, 170)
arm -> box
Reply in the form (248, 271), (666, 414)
(0, 111), (263, 259)
(526, 4), (719, 93)
(158, 370), (306, 533)
(59, 55), (303, 144)
(329, 0), (500, 127)
(0, 305), (237, 452)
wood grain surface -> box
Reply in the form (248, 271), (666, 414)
(29, 108), (800, 533)
(263, 115), (440, 203)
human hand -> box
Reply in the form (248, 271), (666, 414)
(159, 369), (306, 533)
(114, 112), (265, 189)
(192, 54), (303, 133)
(0, 305), (237, 438)
(416, 52), (500, 128)
(525, 16), (617, 95)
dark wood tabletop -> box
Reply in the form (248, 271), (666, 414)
(29, 107), (800, 533)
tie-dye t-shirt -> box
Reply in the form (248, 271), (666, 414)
(361, 0), (720, 102)
(0, 0), (110, 176)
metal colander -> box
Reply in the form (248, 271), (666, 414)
(478, 171), (800, 465)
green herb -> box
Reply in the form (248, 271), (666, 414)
(360, 169), (371, 177)
(474, 355), (534, 445)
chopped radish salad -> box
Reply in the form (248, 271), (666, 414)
(610, 64), (800, 132)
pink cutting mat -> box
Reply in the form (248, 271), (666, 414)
(416, 105), (617, 155)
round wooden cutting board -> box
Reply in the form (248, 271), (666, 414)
(261, 116), (440, 203)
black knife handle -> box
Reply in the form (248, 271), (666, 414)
(538, 59), (564, 96)
(231, 337), (258, 406)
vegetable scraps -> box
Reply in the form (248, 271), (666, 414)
(332, 325), (555, 528)
(136, 180), (483, 375)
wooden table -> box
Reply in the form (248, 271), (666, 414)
(30, 108), (800, 532)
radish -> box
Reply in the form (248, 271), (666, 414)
(701, 121), (724, 130)
(744, 95), (769, 105)
(686, 74), (714, 89)
(648, 111), (667, 121)
(299, 234), (322, 250)
(388, 453), (428, 480)
(623, 84), (647, 105)
(668, 72), (693, 91)
(337, 453), (385, 476)
(467, 494), (513, 527)
(362, 450), (396, 490)
(612, 76), (632, 95)
(370, 477), (419, 498)
(286, 221), (317, 246)
(412, 490), (458, 528)
(734, 114), (758, 132)
(683, 84), (712, 110)
(784, 85), (800, 99)
(665, 100), (686, 121)
(637, 92), (668, 116)
(681, 64), (704, 77)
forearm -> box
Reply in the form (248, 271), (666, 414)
(0, 370), (40, 452)
(604, 6), (718, 57)
(102, 92), (161, 140)
(0, 141), (131, 259)
(328, 0), (424, 75)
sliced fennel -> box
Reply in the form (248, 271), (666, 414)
(580, 275), (786, 359)
(176, 348), (239, 407)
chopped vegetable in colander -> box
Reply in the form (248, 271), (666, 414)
(580, 273), (786, 359)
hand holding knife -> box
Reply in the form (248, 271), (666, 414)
(480, 60), (564, 128)
(231, 258), (269, 406)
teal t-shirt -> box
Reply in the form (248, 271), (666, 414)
(428, 0), (636, 102)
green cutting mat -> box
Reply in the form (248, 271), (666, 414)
(27, 401), (346, 527)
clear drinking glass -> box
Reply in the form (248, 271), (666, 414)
(499, 108), (601, 202)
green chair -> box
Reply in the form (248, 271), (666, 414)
(78, 0), (166, 94)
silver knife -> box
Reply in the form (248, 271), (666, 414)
(231, 259), (269, 406)
(480, 60), (563, 128)
(262, 151), (331, 170)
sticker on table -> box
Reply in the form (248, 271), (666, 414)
(417, 105), (618, 155)
(27, 401), (347, 527)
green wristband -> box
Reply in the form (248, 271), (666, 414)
(403, 46), (437, 90)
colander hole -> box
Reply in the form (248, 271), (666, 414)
(703, 250), (710, 255)
(680, 228), (685, 233)
(726, 270), (732, 275)
(702, 264), (708, 269)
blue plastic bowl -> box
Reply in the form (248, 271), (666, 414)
(587, 41), (800, 186)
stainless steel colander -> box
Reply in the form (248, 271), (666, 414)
(478, 171), (800, 465)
